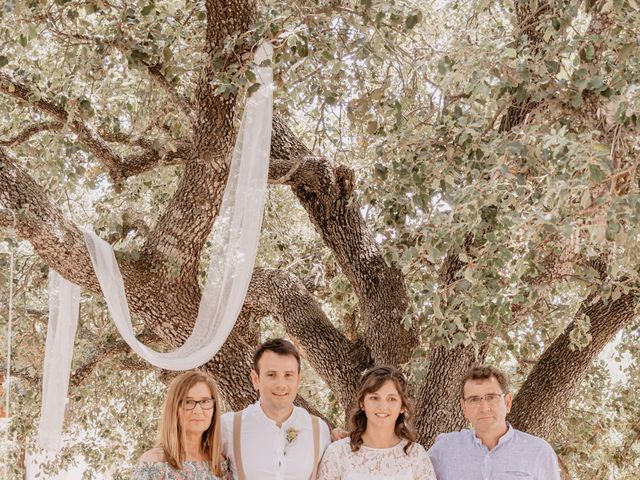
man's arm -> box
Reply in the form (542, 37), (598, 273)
(319, 419), (332, 454)
(536, 442), (561, 480)
(426, 434), (445, 478)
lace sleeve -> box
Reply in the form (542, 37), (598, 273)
(412, 445), (437, 480)
(317, 441), (346, 480)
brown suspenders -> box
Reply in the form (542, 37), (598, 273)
(233, 412), (247, 480)
(310, 415), (320, 480)
(232, 411), (321, 480)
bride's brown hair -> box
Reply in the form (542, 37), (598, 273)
(348, 365), (417, 454)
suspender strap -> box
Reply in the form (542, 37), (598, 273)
(310, 415), (320, 480)
(233, 411), (246, 480)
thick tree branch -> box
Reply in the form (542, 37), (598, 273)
(0, 73), (184, 180)
(234, 309), (261, 347)
(70, 331), (160, 388)
(268, 115), (418, 365)
(117, 141), (192, 177)
(201, 331), (258, 410)
(95, 130), (191, 176)
(138, 0), (258, 282)
(414, 344), (484, 447)
(245, 268), (370, 406)
(0, 146), (202, 339)
(0, 207), (15, 227)
(0, 147), (96, 284)
(0, 121), (63, 146)
(509, 291), (638, 437)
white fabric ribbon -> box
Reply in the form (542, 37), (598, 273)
(37, 270), (81, 451)
(37, 41), (274, 450)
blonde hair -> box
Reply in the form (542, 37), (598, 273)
(157, 370), (223, 475)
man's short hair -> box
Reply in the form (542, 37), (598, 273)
(459, 365), (509, 398)
(253, 338), (301, 373)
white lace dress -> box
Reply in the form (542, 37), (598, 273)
(317, 438), (437, 480)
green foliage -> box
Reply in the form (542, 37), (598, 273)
(1, 0), (639, 477)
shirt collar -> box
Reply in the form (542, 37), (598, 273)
(250, 400), (298, 428)
(471, 423), (514, 449)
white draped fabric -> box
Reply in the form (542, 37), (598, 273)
(37, 42), (274, 451)
(38, 271), (81, 451)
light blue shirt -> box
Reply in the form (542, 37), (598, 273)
(427, 424), (561, 480)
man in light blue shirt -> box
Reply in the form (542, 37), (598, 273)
(427, 366), (561, 480)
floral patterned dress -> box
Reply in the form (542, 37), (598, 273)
(131, 460), (224, 480)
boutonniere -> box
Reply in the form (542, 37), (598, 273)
(286, 427), (298, 445)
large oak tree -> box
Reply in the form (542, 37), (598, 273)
(1, 0), (639, 478)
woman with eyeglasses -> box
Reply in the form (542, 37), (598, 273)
(317, 366), (436, 480)
(132, 370), (225, 479)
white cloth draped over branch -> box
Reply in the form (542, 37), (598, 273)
(37, 42), (274, 451)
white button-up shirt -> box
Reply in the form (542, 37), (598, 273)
(221, 401), (331, 480)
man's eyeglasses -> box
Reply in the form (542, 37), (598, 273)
(463, 393), (506, 408)
(182, 398), (215, 411)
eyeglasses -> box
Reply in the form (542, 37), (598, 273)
(182, 398), (215, 411)
(463, 393), (506, 408)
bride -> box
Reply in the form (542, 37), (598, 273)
(318, 366), (436, 480)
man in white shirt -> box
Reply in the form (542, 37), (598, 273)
(221, 338), (331, 480)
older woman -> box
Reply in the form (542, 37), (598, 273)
(318, 366), (436, 480)
(132, 370), (225, 479)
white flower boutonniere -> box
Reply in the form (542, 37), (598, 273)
(284, 427), (298, 455)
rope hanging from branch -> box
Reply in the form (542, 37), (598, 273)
(37, 41), (274, 451)
(1, 208), (16, 478)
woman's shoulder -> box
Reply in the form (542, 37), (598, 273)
(138, 447), (166, 463)
(405, 441), (429, 459)
(132, 452), (169, 480)
(405, 441), (427, 453)
(324, 437), (352, 456)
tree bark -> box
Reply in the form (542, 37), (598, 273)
(245, 268), (370, 405)
(509, 292), (637, 437)
(414, 344), (484, 447)
(414, 234), (487, 447)
(1, 4), (637, 463)
(270, 115), (418, 365)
